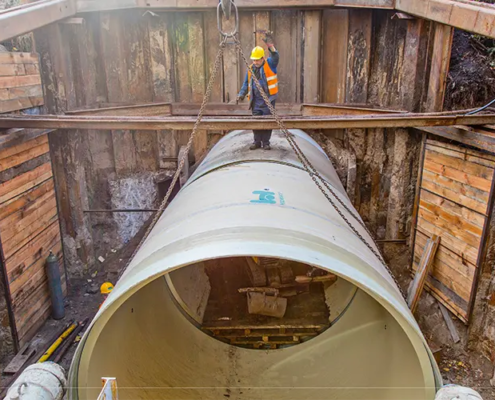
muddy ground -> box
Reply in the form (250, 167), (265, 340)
(384, 244), (495, 398)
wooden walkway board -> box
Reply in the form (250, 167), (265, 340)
(0, 52), (43, 114)
(408, 235), (439, 313)
(412, 139), (495, 322)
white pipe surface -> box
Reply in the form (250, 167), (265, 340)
(68, 129), (442, 399)
(4, 362), (66, 400)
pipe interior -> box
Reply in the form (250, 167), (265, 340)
(81, 256), (430, 400)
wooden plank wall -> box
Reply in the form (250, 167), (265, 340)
(34, 9), (451, 274)
(0, 52), (43, 114)
(0, 130), (65, 347)
(412, 139), (495, 323)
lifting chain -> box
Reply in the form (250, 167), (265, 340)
(231, 36), (407, 299)
(117, 6), (406, 302)
(117, 36), (229, 280)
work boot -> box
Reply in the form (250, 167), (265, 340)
(250, 143), (261, 150)
(263, 144), (271, 150)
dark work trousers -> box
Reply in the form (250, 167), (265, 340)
(252, 100), (276, 146)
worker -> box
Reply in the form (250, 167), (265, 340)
(237, 33), (279, 150)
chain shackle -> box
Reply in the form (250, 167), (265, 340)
(217, 1), (239, 38)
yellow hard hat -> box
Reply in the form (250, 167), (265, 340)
(100, 282), (114, 294)
(250, 46), (265, 60)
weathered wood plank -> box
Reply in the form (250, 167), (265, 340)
(0, 134), (47, 160)
(2, 205), (59, 259)
(421, 169), (489, 214)
(424, 158), (492, 193)
(203, 10), (223, 102)
(0, 85), (43, 102)
(408, 234), (439, 312)
(321, 9), (348, 104)
(76, 0), (395, 12)
(427, 139), (495, 167)
(420, 189), (485, 228)
(10, 246), (63, 308)
(0, 53), (38, 64)
(439, 302), (461, 343)
(346, 9), (371, 104)
(272, 10), (300, 103)
(0, 142), (49, 173)
(0, 163), (52, 204)
(413, 247), (475, 302)
(221, 13), (238, 103)
(425, 23), (453, 112)
(0, 178), (54, 221)
(417, 220), (479, 265)
(302, 11), (321, 103)
(158, 130), (177, 169)
(419, 126), (495, 153)
(0, 190), (56, 234)
(148, 13), (175, 103)
(418, 206), (481, 249)
(0, 0), (76, 42)
(0, 74), (41, 90)
(6, 219), (61, 279)
(416, 231), (477, 281)
(396, 0), (495, 39)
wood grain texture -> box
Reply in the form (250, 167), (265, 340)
(425, 23), (453, 112)
(0, 52), (43, 113)
(408, 234), (439, 313)
(413, 139), (495, 321)
(321, 9), (348, 103)
(303, 11), (321, 103)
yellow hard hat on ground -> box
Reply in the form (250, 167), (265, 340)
(100, 282), (114, 294)
(250, 46), (265, 60)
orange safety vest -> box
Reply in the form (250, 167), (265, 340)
(247, 62), (278, 100)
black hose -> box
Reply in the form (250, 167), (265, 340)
(465, 98), (495, 115)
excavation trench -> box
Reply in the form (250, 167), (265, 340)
(68, 130), (441, 400)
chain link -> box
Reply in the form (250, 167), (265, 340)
(233, 37), (406, 299)
(117, 36), (229, 280)
(116, 32), (406, 301)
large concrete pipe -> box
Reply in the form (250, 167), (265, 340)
(68, 130), (442, 400)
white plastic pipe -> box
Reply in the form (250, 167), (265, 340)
(3, 362), (66, 400)
(435, 385), (483, 400)
(69, 129), (442, 399)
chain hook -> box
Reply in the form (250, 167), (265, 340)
(217, 1), (239, 38)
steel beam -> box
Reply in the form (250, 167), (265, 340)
(2, 112), (495, 131)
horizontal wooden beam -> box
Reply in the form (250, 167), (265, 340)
(0, 0), (76, 42)
(2, 112), (495, 130)
(75, 0), (394, 13)
(396, 0), (495, 38)
(417, 125), (495, 153)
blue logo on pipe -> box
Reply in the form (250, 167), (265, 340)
(251, 190), (285, 205)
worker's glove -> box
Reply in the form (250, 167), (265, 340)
(262, 32), (274, 46)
